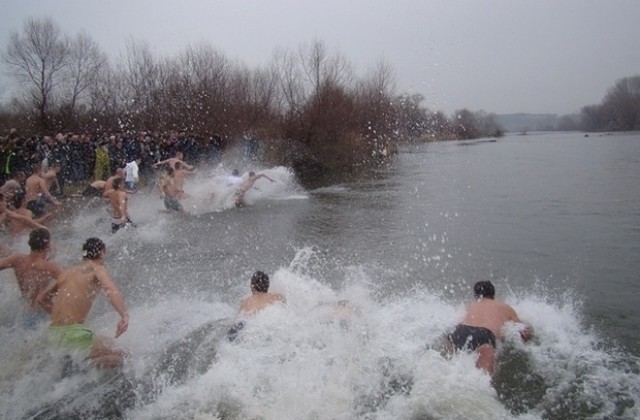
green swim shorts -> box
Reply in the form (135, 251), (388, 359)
(49, 324), (95, 350)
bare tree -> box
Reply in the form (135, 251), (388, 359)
(2, 17), (68, 130)
(61, 31), (107, 115)
(119, 39), (162, 129)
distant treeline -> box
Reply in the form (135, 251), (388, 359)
(0, 17), (502, 174)
(498, 76), (640, 134)
(580, 75), (640, 132)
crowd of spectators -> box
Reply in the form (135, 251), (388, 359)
(0, 129), (224, 194)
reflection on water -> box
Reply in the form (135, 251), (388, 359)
(1, 135), (639, 419)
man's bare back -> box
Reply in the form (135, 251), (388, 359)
(459, 298), (522, 339)
(240, 292), (286, 315)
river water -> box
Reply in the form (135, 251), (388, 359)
(1, 131), (639, 419)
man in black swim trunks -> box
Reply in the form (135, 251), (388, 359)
(447, 280), (532, 375)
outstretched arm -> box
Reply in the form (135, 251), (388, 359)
(258, 174), (275, 183)
(6, 210), (46, 230)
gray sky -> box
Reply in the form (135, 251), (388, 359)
(1, 0), (639, 115)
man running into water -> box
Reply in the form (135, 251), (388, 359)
(104, 178), (134, 233)
(159, 166), (184, 212)
(227, 270), (286, 341)
(234, 171), (275, 207)
(172, 161), (196, 199)
(446, 280), (532, 375)
(37, 238), (129, 368)
(24, 165), (61, 218)
(0, 228), (62, 328)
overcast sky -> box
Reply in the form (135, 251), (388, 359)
(1, 0), (639, 115)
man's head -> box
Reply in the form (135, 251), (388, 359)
(83, 237), (106, 260)
(112, 177), (122, 190)
(14, 171), (26, 182)
(251, 270), (270, 293)
(474, 281), (495, 299)
(28, 228), (51, 252)
(231, 169), (239, 176)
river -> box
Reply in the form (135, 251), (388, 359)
(1, 131), (639, 419)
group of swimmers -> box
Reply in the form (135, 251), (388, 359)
(83, 151), (276, 228)
(1, 221), (532, 379)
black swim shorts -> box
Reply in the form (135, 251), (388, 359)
(449, 324), (496, 351)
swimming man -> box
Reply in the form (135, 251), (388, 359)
(227, 270), (286, 341)
(446, 280), (532, 375)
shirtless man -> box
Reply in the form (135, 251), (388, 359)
(153, 151), (193, 171)
(104, 178), (133, 233)
(172, 161), (196, 199)
(234, 171), (275, 207)
(24, 165), (61, 218)
(447, 281), (532, 375)
(227, 271), (286, 341)
(159, 167), (184, 212)
(8, 192), (56, 238)
(0, 192), (47, 254)
(0, 228), (62, 328)
(37, 237), (129, 368)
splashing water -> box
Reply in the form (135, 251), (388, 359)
(1, 159), (639, 419)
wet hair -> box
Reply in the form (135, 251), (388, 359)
(28, 228), (50, 252)
(474, 281), (495, 299)
(82, 237), (105, 260)
(231, 169), (239, 176)
(112, 177), (122, 190)
(251, 270), (270, 293)
(248, 171), (256, 177)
